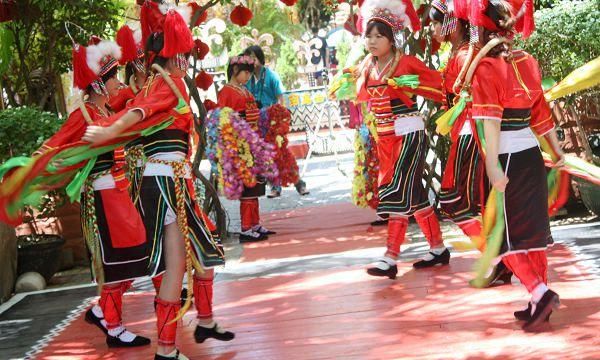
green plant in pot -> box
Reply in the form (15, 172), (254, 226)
(0, 106), (66, 283)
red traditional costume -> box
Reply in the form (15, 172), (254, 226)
(41, 38), (151, 347)
(217, 80), (270, 240)
(120, 6), (232, 355)
(470, 0), (560, 331)
(431, 0), (488, 252)
(358, 0), (449, 277)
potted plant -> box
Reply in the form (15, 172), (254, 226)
(0, 106), (66, 283)
(17, 192), (66, 283)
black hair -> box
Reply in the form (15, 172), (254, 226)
(145, 32), (168, 68)
(85, 66), (118, 95)
(428, 9), (470, 44)
(365, 20), (395, 47)
(226, 55), (255, 81)
(125, 63), (135, 85)
(243, 45), (265, 65)
(429, 7), (445, 23)
(483, 0), (514, 59)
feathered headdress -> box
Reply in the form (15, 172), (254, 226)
(361, 0), (421, 48)
(72, 39), (121, 91)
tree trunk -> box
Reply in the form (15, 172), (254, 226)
(0, 222), (18, 304)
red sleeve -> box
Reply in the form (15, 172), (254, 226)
(471, 59), (505, 121)
(129, 75), (182, 119)
(402, 55), (443, 103)
(526, 56), (554, 135)
(109, 86), (136, 112)
(39, 106), (95, 151)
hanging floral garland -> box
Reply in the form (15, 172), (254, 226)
(206, 107), (278, 200)
(352, 123), (379, 209)
(258, 104), (300, 187)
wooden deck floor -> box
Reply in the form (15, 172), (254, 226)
(34, 203), (600, 360)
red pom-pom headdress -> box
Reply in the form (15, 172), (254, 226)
(72, 39), (121, 90)
(160, 9), (194, 58)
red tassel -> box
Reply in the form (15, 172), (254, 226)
(140, 0), (165, 46)
(402, 0), (421, 31)
(230, 5), (253, 27)
(453, 0), (470, 20)
(72, 45), (98, 90)
(279, 0), (298, 5)
(160, 10), (194, 58)
(470, 0), (498, 31)
(515, 0), (535, 39)
(195, 71), (213, 90)
(188, 2), (208, 27)
(204, 99), (217, 112)
(193, 39), (210, 60)
(116, 25), (138, 65)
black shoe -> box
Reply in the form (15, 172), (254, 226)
(155, 349), (187, 360)
(85, 308), (108, 335)
(370, 219), (389, 226)
(106, 330), (151, 348)
(295, 180), (310, 196)
(255, 226), (276, 235)
(514, 303), (532, 321)
(514, 302), (551, 322)
(523, 290), (560, 332)
(366, 261), (398, 279)
(194, 324), (235, 343)
(239, 230), (268, 243)
(412, 249), (450, 269)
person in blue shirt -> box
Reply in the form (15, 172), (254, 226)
(243, 45), (309, 198)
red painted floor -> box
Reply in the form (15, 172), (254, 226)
(35, 203), (600, 360)
(241, 203), (387, 262)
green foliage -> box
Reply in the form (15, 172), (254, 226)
(516, 0), (600, 80)
(275, 38), (299, 89)
(1, 0), (126, 112)
(0, 107), (64, 163)
(335, 32), (352, 68)
(0, 25), (14, 76)
(218, 0), (303, 58)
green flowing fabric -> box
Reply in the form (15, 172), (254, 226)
(66, 157), (97, 202)
(390, 75), (420, 89)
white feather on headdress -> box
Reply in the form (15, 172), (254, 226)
(361, 0), (410, 31)
(133, 28), (143, 46)
(86, 40), (122, 75)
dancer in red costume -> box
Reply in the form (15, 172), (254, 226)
(83, 6), (233, 359)
(355, 0), (449, 279)
(430, 0), (513, 286)
(216, 55), (276, 242)
(38, 37), (151, 348)
(470, 0), (564, 331)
